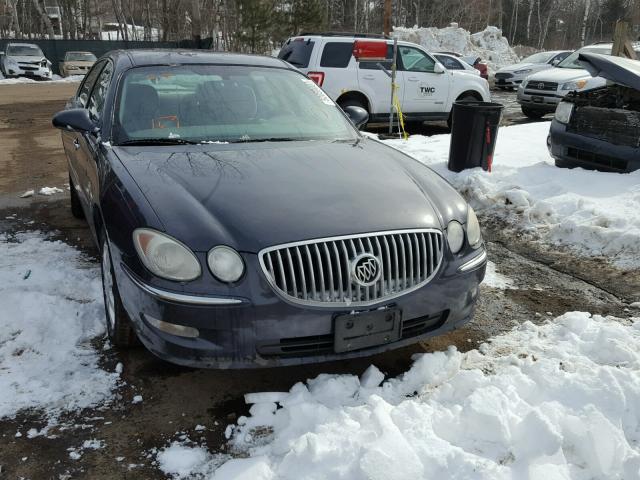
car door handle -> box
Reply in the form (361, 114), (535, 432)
(73, 138), (80, 150)
(408, 77), (419, 82)
(362, 74), (375, 80)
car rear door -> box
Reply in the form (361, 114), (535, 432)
(398, 46), (451, 114)
(356, 43), (405, 116)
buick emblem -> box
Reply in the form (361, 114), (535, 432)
(351, 253), (382, 287)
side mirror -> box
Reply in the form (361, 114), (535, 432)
(52, 108), (98, 133)
(434, 63), (445, 74)
(342, 105), (369, 129)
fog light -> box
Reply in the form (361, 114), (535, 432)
(145, 315), (199, 338)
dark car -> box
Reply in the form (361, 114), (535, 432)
(52, 49), (487, 368)
(549, 52), (640, 172)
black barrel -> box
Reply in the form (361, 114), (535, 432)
(448, 101), (504, 172)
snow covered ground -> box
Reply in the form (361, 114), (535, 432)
(158, 312), (640, 479)
(393, 25), (519, 73)
(0, 72), (83, 84)
(380, 122), (640, 269)
(0, 232), (118, 422)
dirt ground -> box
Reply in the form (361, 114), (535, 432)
(0, 83), (636, 479)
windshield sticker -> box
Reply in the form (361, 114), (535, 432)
(301, 78), (334, 105)
(419, 84), (436, 96)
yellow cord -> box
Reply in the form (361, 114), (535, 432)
(392, 82), (408, 140)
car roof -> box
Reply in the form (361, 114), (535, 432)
(7, 42), (41, 47)
(108, 49), (290, 69)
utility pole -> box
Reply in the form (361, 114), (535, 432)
(383, 0), (392, 36)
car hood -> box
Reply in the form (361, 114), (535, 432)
(525, 67), (592, 83)
(113, 139), (464, 253)
(62, 60), (94, 67)
(498, 62), (539, 72)
(7, 55), (46, 63)
(578, 52), (640, 91)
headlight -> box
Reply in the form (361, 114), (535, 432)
(133, 228), (201, 281)
(7, 58), (18, 67)
(514, 68), (532, 74)
(41, 60), (47, 67)
(561, 79), (588, 90)
(207, 246), (244, 283)
(554, 102), (574, 124)
(466, 207), (482, 247)
(447, 221), (465, 254)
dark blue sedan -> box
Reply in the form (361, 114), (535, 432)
(52, 50), (487, 368)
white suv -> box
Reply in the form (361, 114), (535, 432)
(278, 33), (490, 125)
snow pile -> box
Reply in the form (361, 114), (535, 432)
(381, 122), (640, 269)
(392, 25), (519, 72)
(164, 312), (640, 479)
(157, 440), (226, 479)
(483, 261), (517, 289)
(0, 232), (118, 419)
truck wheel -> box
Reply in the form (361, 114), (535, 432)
(521, 107), (546, 119)
(69, 175), (85, 219)
(101, 235), (138, 347)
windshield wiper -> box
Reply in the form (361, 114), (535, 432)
(230, 137), (301, 143)
(117, 138), (198, 146)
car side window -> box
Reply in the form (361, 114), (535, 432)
(320, 42), (354, 68)
(87, 61), (113, 120)
(399, 47), (436, 73)
(77, 61), (105, 107)
(553, 52), (570, 63)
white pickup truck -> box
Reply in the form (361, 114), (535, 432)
(278, 33), (491, 126)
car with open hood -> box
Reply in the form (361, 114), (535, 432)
(0, 43), (52, 79)
(517, 42), (640, 118)
(51, 50), (486, 368)
(548, 52), (640, 173)
(495, 50), (571, 89)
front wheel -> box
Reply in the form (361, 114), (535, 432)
(101, 235), (138, 347)
(521, 106), (546, 119)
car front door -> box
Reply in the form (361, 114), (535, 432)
(398, 46), (451, 114)
(356, 43), (405, 117)
(81, 60), (113, 234)
(62, 61), (104, 211)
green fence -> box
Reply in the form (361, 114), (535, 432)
(0, 38), (212, 75)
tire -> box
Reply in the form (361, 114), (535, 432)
(101, 235), (138, 347)
(521, 106), (546, 119)
(69, 174), (85, 219)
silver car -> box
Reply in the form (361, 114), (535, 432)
(495, 50), (570, 89)
(1, 43), (52, 79)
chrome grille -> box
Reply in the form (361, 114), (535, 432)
(259, 229), (444, 307)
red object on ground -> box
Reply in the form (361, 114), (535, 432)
(474, 61), (488, 79)
(352, 40), (388, 61)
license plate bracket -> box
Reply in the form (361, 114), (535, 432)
(334, 309), (402, 353)
(532, 95), (544, 103)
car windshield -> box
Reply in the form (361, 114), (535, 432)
(114, 65), (358, 144)
(7, 45), (43, 56)
(557, 46), (611, 69)
(521, 51), (556, 64)
(66, 52), (96, 62)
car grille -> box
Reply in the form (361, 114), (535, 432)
(259, 229), (444, 307)
(256, 310), (449, 357)
(495, 73), (513, 79)
(526, 81), (558, 91)
(568, 106), (640, 148)
(566, 147), (629, 172)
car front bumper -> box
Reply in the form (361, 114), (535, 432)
(549, 120), (640, 173)
(4, 64), (51, 79)
(495, 74), (525, 87)
(517, 86), (564, 112)
(115, 250), (487, 368)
